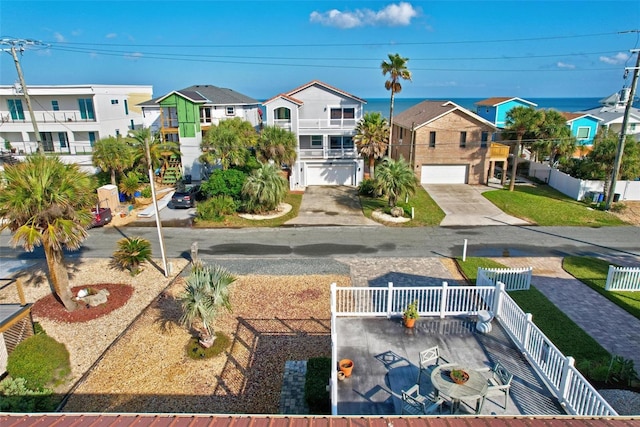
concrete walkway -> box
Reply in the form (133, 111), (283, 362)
(494, 257), (640, 368)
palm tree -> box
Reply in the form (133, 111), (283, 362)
(538, 110), (575, 164)
(255, 125), (297, 167)
(127, 127), (181, 176)
(504, 106), (543, 191)
(179, 263), (235, 348)
(241, 163), (288, 214)
(112, 236), (152, 276)
(374, 157), (418, 207)
(381, 53), (412, 158)
(92, 136), (135, 186)
(200, 118), (258, 170)
(354, 112), (389, 179)
(0, 155), (96, 311)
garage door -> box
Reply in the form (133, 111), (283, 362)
(306, 164), (355, 186)
(421, 165), (467, 184)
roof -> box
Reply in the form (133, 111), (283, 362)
(581, 106), (640, 125)
(1, 414), (636, 427)
(155, 85), (260, 106)
(264, 80), (366, 105)
(394, 100), (497, 130)
(475, 97), (538, 107)
(262, 93), (305, 106)
(560, 112), (603, 123)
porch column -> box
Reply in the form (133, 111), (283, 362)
(501, 160), (507, 185)
(488, 161), (496, 185)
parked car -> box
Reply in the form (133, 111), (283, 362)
(170, 184), (200, 209)
(90, 206), (112, 228)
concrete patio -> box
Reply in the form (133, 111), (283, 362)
(335, 316), (565, 416)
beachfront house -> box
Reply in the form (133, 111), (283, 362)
(582, 88), (640, 140)
(390, 100), (507, 185)
(561, 112), (602, 148)
(475, 97), (538, 129)
(263, 80), (366, 189)
(139, 84), (262, 181)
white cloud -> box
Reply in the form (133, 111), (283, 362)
(310, 2), (418, 29)
(124, 52), (143, 60)
(556, 62), (575, 69)
(53, 32), (65, 42)
(106, 33), (118, 39)
(599, 52), (629, 65)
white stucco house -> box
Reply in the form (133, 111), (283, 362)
(263, 80), (366, 189)
(582, 88), (640, 140)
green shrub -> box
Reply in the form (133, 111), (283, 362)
(358, 178), (378, 197)
(6, 334), (70, 389)
(112, 236), (152, 276)
(118, 171), (141, 200)
(305, 357), (331, 414)
(140, 185), (152, 198)
(0, 377), (55, 412)
(610, 202), (627, 213)
(33, 321), (46, 335)
(201, 169), (247, 200)
(196, 195), (237, 221)
(185, 332), (230, 359)
(241, 163), (287, 214)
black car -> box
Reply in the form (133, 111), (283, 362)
(170, 184), (200, 208)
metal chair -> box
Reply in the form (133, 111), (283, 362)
(401, 384), (445, 415)
(416, 346), (450, 386)
(483, 361), (513, 409)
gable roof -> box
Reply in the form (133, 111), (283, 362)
(581, 106), (640, 125)
(276, 80), (366, 104)
(394, 100), (497, 130)
(155, 85), (259, 105)
(475, 97), (538, 108)
(560, 112), (603, 123)
(262, 93), (304, 106)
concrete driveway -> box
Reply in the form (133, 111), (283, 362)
(285, 186), (380, 226)
(423, 184), (530, 226)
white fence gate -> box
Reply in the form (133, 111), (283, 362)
(605, 265), (640, 291)
(477, 267), (533, 291)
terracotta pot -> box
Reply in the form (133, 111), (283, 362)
(339, 359), (354, 377)
(403, 316), (416, 328)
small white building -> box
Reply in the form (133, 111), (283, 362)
(0, 84), (153, 155)
(263, 80), (366, 189)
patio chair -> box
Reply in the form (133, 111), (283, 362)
(482, 361), (513, 410)
(401, 384), (445, 415)
(416, 346), (450, 386)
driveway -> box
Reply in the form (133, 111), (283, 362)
(285, 186), (380, 226)
(423, 184), (530, 226)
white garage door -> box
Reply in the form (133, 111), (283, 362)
(421, 165), (467, 184)
(306, 165), (354, 186)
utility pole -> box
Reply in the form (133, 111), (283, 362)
(605, 48), (640, 210)
(1, 38), (48, 155)
(144, 135), (169, 277)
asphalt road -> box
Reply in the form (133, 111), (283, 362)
(2, 225), (639, 262)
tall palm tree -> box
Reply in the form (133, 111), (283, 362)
(504, 106), (543, 191)
(0, 155), (96, 311)
(354, 112), (389, 179)
(255, 125), (297, 167)
(92, 136), (135, 186)
(127, 127), (181, 175)
(374, 157), (418, 207)
(200, 118), (258, 170)
(179, 263), (235, 348)
(381, 53), (412, 158)
(241, 162), (288, 214)
(535, 110), (575, 164)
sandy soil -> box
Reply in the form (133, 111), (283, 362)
(611, 201), (640, 226)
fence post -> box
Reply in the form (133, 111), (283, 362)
(440, 281), (448, 319)
(522, 313), (533, 355)
(331, 283), (337, 316)
(387, 282), (394, 318)
(558, 356), (575, 411)
(605, 265), (614, 291)
(493, 281), (505, 318)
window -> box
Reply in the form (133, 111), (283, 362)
(115, 129), (120, 137)
(78, 98), (95, 120)
(400, 128), (404, 140)
(459, 131), (467, 148)
(274, 107), (290, 120)
(429, 131), (436, 148)
(481, 131), (489, 148)
(40, 132), (54, 152)
(630, 123), (637, 132)
(330, 136), (353, 150)
(343, 108), (355, 119)
(200, 107), (212, 123)
(226, 106), (235, 116)
(124, 99), (129, 115)
(111, 99), (119, 105)
(576, 127), (590, 139)
(58, 132), (68, 148)
(330, 108), (342, 120)
(311, 135), (323, 147)
(51, 100), (59, 111)
(89, 132), (96, 147)
(8, 99), (25, 120)
(130, 119), (135, 130)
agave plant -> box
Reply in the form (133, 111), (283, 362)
(179, 264), (235, 348)
(112, 237), (152, 276)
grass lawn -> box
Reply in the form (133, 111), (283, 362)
(563, 256), (640, 321)
(454, 257), (509, 284)
(360, 186), (445, 226)
(483, 184), (627, 226)
(194, 192), (302, 228)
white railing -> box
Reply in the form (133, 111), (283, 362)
(2, 111), (96, 123)
(298, 118), (357, 130)
(298, 148), (358, 159)
(477, 267), (532, 291)
(605, 265), (640, 291)
(331, 281), (618, 417)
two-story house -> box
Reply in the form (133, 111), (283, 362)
(475, 97), (538, 129)
(263, 80), (366, 189)
(0, 84), (152, 155)
(139, 85), (262, 181)
(391, 100), (505, 184)
(560, 112), (602, 148)
(582, 88), (640, 140)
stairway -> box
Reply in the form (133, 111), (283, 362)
(162, 156), (182, 185)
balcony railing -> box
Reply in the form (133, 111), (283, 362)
(1, 111), (96, 123)
(299, 148), (358, 159)
(490, 142), (510, 159)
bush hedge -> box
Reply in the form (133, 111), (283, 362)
(304, 357), (331, 414)
(6, 334), (70, 389)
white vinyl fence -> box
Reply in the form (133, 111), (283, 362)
(330, 282), (618, 417)
(477, 267), (532, 291)
(605, 265), (640, 291)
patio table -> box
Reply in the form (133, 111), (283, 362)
(430, 363), (488, 414)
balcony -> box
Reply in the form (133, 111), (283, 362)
(299, 147), (359, 160)
(490, 142), (510, 160)
(1, 111), (96, 123)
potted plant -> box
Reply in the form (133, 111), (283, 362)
(403, 300), (419, 328)
(450, 368), (469, 384)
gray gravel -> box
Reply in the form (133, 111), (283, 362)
(597, 389), (640, 415)
(189, 257), (351, 276)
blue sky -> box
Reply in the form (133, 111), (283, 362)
(1, 1), (639, 100)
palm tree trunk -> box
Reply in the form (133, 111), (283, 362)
(43, 245), (78, 311)
(369, 156), (376, 180)
(509, 135), (522, 192)
(387, 91), (395, 158)
(110, 169), (117, 186)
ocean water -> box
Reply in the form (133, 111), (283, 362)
(364, 97), (605, 119)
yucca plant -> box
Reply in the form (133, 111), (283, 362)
(112, 237), (152, 276)
(241, 163), (287, 214)
(179, 263), (235, 348)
